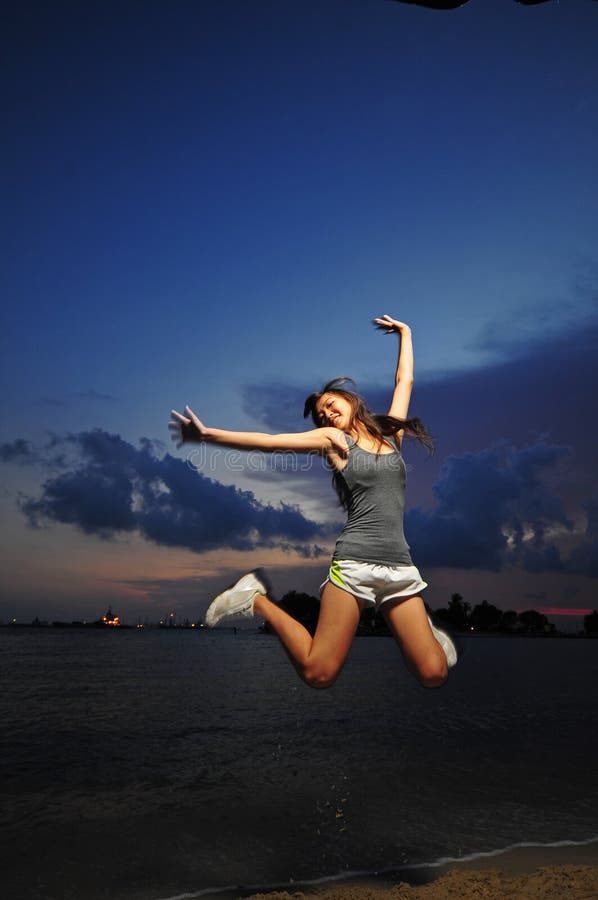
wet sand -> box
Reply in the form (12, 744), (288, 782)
(245, 840), (598, 899)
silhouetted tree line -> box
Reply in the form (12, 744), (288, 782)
(262, 591), (598, 637)
(585, 610), (598, 635)
(433, 593), (558, 634)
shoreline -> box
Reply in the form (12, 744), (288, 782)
(189, 838), (598, 900)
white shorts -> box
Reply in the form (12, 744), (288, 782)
(320, 559), (428, 609)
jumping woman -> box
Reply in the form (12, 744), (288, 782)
(169, 315), (456, 690)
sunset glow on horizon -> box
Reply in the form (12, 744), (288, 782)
(538, 607), (594, 618)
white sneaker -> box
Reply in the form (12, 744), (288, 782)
(427, 615), (458, 668)
(205, 570), (267, 628)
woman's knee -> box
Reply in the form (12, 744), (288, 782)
(413, 650), (448, 689)
(303, 661), (340, 690)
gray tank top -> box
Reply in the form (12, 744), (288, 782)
(333, 435), (413, 566)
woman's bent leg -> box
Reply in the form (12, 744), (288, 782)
(254, 582), (363, 689)
(382, 595), (448, 688)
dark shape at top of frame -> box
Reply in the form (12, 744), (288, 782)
(388, 0), (597, 8)
(388, 0), (468, 7)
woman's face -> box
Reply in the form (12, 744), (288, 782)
(315, 393), (353, 431)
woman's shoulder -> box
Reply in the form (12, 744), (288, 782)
(321, 428), (353, 471)
(314, 427), (353, 455)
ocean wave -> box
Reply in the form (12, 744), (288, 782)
(156, 834), (598, 900)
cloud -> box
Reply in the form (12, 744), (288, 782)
(13, 429), (333, 555)
(242, 383), (309, 434)
(71, 389), (118, 404)
(33, 389), (118, 408)
(34, 397), (67, 408)
(565, 490), (598, 578)
(468, 277), (598, 363)
(405, 441), (574, 572)
(415, 309), (598, 468)
(0, 439), (35, 463)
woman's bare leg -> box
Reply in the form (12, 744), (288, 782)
(254, 582), (364, 689)
(382, 595), (448, 688)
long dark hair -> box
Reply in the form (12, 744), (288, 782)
(303, 376), (433, 508)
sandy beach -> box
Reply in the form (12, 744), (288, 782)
(246, 841), (598, 899)
(247, 867), (598, 899)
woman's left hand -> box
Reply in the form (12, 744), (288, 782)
(373, 314), (411, 335)
(169, 406), (208, 447)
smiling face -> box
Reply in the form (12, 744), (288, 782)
(315, 392), (354, 431)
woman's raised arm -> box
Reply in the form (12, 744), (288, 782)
(373, 314), (414, 421)
(169, 405), (348, 458)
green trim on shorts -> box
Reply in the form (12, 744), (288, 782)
(329, 559), (348, 589)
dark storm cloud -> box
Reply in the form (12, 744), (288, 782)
(0, 439), (35, 463)
(416, 317), (598, 462)
(565, 490), (598, 578)
(12, 429), (332, 554)
(405, 442), (573, 571)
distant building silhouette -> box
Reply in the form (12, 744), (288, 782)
(101, 605), (120, 626)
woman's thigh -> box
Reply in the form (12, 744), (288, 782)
(382, 594), (443, 672)
(310, 581), (365, 673)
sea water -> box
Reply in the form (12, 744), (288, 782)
(1, 627), (597, 899)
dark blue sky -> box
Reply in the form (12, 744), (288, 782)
(2, 0), (597, 624)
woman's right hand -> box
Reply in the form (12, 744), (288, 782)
(169, 406), (208, 447)
(373, 314), (411, 335)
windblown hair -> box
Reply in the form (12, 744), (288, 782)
(303, 376), (433, 509)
